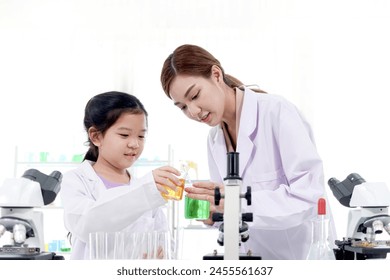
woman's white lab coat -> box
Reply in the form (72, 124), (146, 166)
(61, 161), (168, 259)
(207, 88), (336, 260)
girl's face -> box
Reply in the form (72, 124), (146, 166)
(94, 112), (147, 171)
(169, 68), (226, 127)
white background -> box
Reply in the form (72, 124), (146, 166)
(1, 0), (390, 246)
(0, 260), (388, 279)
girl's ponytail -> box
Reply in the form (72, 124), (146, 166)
(83, 144), (98, 162)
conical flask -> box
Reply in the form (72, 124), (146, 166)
(306, 198), (335, 260)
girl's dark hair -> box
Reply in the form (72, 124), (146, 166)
(160, 44), (266, 98)
(83, 91), (148, 162)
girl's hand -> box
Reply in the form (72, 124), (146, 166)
(141, 246), (165, 259)
(156, 246), (164, 259)
(185, 181), (224, 225)
(152, 166), (181, 195)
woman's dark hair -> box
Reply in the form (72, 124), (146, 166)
(160, 44), (266, 98)
(83, 91), (148, 162)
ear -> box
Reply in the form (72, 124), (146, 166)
(88, 127), (102, 147)
(211, 65), (223, 84)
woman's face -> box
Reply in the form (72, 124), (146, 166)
(169, 72), (226, 127)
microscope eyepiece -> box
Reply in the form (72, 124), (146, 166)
(22, 169), (62, 205)
(224, 152), (241, 180)
(346, 173), (366, 185)
(327, 173), (365, 208)
(328, 177), (340, 188)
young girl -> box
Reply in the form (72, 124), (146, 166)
(61, 91), (181, 259)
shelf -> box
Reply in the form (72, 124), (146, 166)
(15, 161), (80, 165)
(15, 160), (169, 167)
(12, 145), (175, 254)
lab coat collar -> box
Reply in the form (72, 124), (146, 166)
(78, 160), (99, 181)
(210, 126), (228, 178)
(76, 160), (102, 198)
(236, 87), (257, 177)
(210, 87), (257, 178)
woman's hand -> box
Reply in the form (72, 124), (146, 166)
(152, 166), (181, 195)
(185, 181), (224, 225)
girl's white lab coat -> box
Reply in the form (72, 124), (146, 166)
(207, 88), (336, 260)
(61, 161), (168, 259)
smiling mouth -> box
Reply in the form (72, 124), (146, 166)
(125, 153), (137, 157)
(199, 113), (210, 122)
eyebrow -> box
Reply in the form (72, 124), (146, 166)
(117, 127), (147, 132)
(174, 84), (196, 106)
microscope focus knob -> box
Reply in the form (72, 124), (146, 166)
(215, 187), (221, 206)
(212, 212), (224, 222)
(245, 186), (252, 205)
(242, 213), (253, 222)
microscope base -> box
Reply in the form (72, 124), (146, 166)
(0, 251), (64, 260)
(334, 248), (388, 260)
(203, 253), (261, 260)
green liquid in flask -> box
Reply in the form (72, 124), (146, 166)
(184, 196), (210, 220)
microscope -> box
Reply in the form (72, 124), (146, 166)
(328, 173), (390, 259)
(0, 169), (64, 260)
(203, 152), (261, 260)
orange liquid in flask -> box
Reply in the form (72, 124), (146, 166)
(161, 178), (185, 200)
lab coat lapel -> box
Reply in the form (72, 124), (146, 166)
(237, 89), (257, 177)
(210, 126), (228, 179)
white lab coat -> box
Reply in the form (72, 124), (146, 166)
(207, 87), (336, 259)
(60, 161), (168, 259)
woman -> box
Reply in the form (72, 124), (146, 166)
(160, 44), (335, 260)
